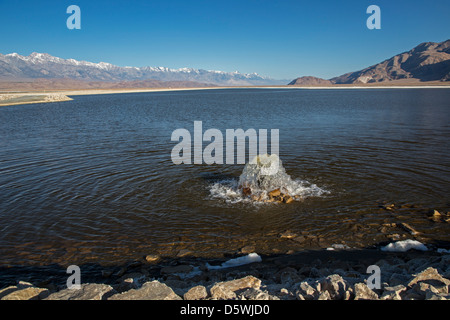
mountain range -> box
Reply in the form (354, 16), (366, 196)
(0, 52), (286, 87)
(1, 40), (449, 89)
(289, 39), (450, 86)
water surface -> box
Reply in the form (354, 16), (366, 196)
(0, 88), (449, 268)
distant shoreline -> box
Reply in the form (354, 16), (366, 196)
(1, 84), (449, 107)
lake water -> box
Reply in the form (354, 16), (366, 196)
(0, 88), (449, 270)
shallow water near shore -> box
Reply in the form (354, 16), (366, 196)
(0, 88), (449, 274)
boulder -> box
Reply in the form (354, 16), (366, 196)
(402, 290), (425, 300)
(278, 288), (296, 300)
(240, 288), (279, 300)
(319, 274), (348, 300)
(210, 285), (236, 300)
(184, 285), (208, 300)
(354, 283), (379, 300)
(108, 280), (181, 300)
(343, 288), (354, 300)
(425, 291), (448, 300)
(45, 283), (114, 300)
(408, 267), (450, 287)
(0, 286), (19, 299)
(296, 281), (318, 300)
(210, 276), (261, 300)
(380, 285), (407, 300)
(0, 281), (39, 299)
(1, 287), (49, 300)
(318, 290), (331, 300)
(408, 282), (442, 300)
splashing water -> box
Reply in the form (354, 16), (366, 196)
(239, 154), (290, 192)
(209, 154), (328, 204)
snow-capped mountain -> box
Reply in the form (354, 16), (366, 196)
(0, 52), (285, 86)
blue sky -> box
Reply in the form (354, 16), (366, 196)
(0, 0), (449, 79)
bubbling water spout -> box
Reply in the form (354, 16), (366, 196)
(208, 154), (327, 204)
(238, 154), (300, 203)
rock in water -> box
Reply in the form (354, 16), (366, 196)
(283, 195), (294, 204)
(242, 187), (252, 197)
(145, 254), (161, 263)
(268, 188), (281, 197)
(398, 223), (421, 236)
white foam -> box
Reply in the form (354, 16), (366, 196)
(206, 253), (262, 270)
(209, 179), (249, 204)
(209, 155), (327, 204)
(381, 240), (428, 252)
(209, 178), (326, 204)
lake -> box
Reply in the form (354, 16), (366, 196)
(0, 88), (449, 271)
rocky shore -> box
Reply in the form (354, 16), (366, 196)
(1, 245), (449, 301)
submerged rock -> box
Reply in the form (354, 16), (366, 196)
(145, 254), (161, 263)
(397, 222), (421, 236)
(279, 230), (298, 239)
(381, 203), (396, 210)
(240, 245), (256, 255)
